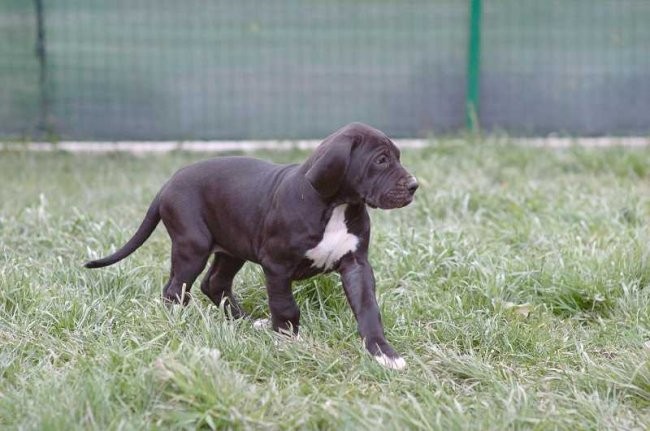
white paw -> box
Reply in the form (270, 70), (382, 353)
(374, 354), (407, 370)
(253, 318), (271, 330)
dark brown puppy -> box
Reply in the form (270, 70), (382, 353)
(85, 122), (418, 369)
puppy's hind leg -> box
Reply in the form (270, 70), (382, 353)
(200, 253), (246, 319)
(163, 237), (211, 305)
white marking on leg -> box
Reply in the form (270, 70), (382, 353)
(305, 204), (359, 270)
(374, 354), (407, 370)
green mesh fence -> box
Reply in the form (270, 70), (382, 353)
(1, 0), (649, 140)
(1, 1), (41, 138)
(481, 0), (650, 136)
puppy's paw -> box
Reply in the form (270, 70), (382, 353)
(374, 354), (407, 370)
(253, 318), (302, 341)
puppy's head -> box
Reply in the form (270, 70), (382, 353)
(305, 122), (418, 209)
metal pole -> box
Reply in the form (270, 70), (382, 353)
(466, 0), (482, 132)
(34, 0), (50, 135)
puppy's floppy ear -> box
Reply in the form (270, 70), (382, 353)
(305, 131), (356, 198)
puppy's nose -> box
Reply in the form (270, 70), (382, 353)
(406, 177), (419, 195)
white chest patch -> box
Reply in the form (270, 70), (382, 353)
(305, 204), (359, 270)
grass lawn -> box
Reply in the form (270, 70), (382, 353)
(0, 140), (649, 429)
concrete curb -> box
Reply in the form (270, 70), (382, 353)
(0, 137), (648, 154)
(0, 139), (427, 154)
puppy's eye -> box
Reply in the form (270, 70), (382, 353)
(375, 154), (389, 165)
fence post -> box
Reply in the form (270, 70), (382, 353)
(34, 0), (50, 136)
(466, 0), (482, 132)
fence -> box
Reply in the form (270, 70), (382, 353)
(1, 0), (649, 140)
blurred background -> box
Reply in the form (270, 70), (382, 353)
(1, 0), (649, 141)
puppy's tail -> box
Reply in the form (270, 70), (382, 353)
(84, 193), (161, 269)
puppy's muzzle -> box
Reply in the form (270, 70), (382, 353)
(378, 176), (418, 209)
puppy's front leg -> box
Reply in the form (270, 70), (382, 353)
(338, 254), (406, 370)
(264, 270), (300, 335)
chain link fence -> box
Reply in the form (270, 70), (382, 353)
(1, 0), (649, 140)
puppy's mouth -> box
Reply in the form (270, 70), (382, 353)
(365, 193), (413, 210)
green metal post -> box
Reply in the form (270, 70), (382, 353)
(34, 0), (50, 135)
(466, 0), (482, 131)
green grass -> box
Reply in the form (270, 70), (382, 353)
(1, 140), (649, 430)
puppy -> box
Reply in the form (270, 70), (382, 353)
(85, 122), (418, 369)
